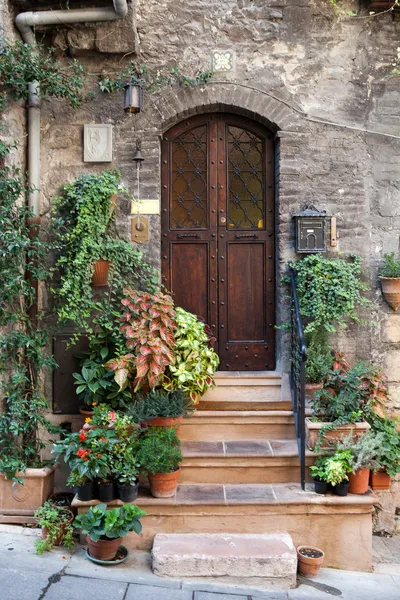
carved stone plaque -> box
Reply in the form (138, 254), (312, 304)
(84, 124), (113, 162)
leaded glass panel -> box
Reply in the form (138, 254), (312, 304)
(227, 126), (264, 230)
(171, 125), (207, 229)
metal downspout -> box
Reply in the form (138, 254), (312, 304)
(15, 0), (128, 215)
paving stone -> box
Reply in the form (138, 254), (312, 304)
(0, 567), (50, 600)
(269, 440), (298, 455)
(175, 485), (225, 504)
(152, 533), (297, 587)
(225, 484), (275, 503)
(194, 593), (248, 600)
(126, 584), (192, 600)
(182, 441), (224, 456)
(43, 574), (127, 600)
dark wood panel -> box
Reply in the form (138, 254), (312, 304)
(53, 334), (88, 414)
(226, 242), (265, 342)
(170, 242), (210, 324)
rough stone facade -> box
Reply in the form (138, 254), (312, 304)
(3, 0), (400, 530)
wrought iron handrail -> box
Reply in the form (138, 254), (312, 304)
(289, 266), (308, 490)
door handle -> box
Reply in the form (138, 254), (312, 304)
(235, 233), (258, 239)
(177, 233), (200, 239)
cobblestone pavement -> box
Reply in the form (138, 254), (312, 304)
(1, 528), (400, 600)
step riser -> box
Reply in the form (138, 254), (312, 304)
(180, 464), (312, 485)
(180, 422), (297, 441)
(198, 400), (292, 411)
(204, 385), (282, 402)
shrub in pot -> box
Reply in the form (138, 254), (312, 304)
(323, 450), (353, 496)
(74, 503), (146, 562)
(34, 501), (75, 555)
(379, 252), (400, 311)
(111, 417), (141, 502)
(334, 431), (384, 494)
(304, 338), (333, 402)
(309, 457), (329, 495)
(137, 426), (182, 498)
(126, 388), (194, 431)
(369, 414), (400, 490)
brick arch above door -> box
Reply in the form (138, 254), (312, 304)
(161, 113), (276, 371)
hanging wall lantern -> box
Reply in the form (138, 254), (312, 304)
(124, 74), (143, 114)
(293, 208), (328, 253)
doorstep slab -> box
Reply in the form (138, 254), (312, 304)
(152, 533), (297, 589)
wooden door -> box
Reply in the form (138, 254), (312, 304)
(161, 114), (275, 371)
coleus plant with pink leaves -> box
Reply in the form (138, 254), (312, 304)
(105, 290), (177, 391)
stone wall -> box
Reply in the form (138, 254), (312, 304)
(5, 0), (400, 530)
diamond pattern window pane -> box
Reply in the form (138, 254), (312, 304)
(227, 126), (264, 230)
(171, 125), (207, 229)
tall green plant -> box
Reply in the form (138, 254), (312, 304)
(0, 142), (60, 481)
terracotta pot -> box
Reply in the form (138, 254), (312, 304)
(305, 418), (371, 450)
(86, 535), (122, 561)
(148, 468), (181, 498)
(297, 546), (325, 577)
(0, 463), (58, 518)
(371, 469), (391, 490)
(42, 509), (74, 546)
(92, 259), (110, 287)
(109, 193), (117, 217)
(141, 416), (183, 434)
(305, 383), (323, 402)
(380, 277), (400, 311)
(79, 407), (94, 417)
(49, 491), (76, 515)
(348, 468), (370, 494)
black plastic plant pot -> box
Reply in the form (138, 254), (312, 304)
(96, 481), (117, 502)
(117, 480), (139, 503)
(313, 478), (328, 495)
(333, 481), (350, 497)
(76, 481), (94, 501)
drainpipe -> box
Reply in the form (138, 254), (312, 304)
(15, 0), (128, 216)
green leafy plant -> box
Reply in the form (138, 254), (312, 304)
(106, 290), (177, 391)
(0, 141), (60, 482)
(163, 307), (219, 403)
(369, 415), (400, 477)
(137, 427), (182, 475)
(99, 62), (213, 95)
(305, 340), (333, 384)
(309, 456), (328, 481)
(289, 253), (370, 335)
(379, 253), (400, 278)
(0, 39), (87, 110)
(334, 431), (384, 472)
(112, 424), (140, 486)
(74, 503), (146, 542)
(311, 450), (353, 486)
(34, 501), (74, 555)
(126, 389), (194, 421)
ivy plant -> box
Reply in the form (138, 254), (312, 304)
(0, 141), (60, 482)
(289, 253), (370, 336)
(34, 501), (75, 555)
(0, 39), (87, 110)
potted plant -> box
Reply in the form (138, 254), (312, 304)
(111, 415), (140, 502)
(306, 361), (388, 450)
(297, 546), (325, 577)
(74, 502), (146, 562)
(34, 501), (75, 555)
(334, 432), (384, 494)
(324, 450), (353, 496)
(126, 389), (194, 432)
(137, 426), (182, 498)
(304, 338), (333, 401)
(369, 415), (400, 490)
(309, 456), (329, 495)
(379, 252), (400, 311)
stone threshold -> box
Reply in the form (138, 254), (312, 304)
(181, 439), (317, 458)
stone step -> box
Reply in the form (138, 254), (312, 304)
(73, 483), (377, 572)
(181, 411), (297, 441)
(151, 532), (297, 590)
(200, 372), (291, 411)
(180, 439), (315, 484)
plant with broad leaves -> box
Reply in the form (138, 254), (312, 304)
(310, 450), (353, 486)
(162, 307), (219, 403)
(74, 503), (146, 542)
(106, 290), (177, 391)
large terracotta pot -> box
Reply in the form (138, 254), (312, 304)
(348, 468), (370, 494)
(371, 469), (391, 490)
(305, 383), (323, 402)
(148, 468), (181, 498)
(79, 407), (94, 417)
(142, 416), (183, 434)
(42, 509), (74, 546)
(0, 463), (58, 519)
(380, 277), (400, 311)
(86, 535), (122, 561)
(305, 418), (370, 450)
(92, 259), (110, 287)
(297, 546), (325, 577)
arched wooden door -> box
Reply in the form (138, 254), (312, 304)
(161, 113), (275, 371)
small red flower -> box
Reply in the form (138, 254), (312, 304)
(79, 432), (87, 442)
(76, 448), (88, 459)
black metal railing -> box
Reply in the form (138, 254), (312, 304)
(289, 266), (308, 490)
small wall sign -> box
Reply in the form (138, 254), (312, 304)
(84, 124), (113, 162)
